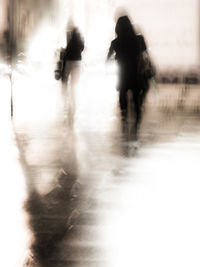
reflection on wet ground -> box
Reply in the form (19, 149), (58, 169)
(5, 67), (200, 266)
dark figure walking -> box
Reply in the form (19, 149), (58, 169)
(56, 27), (84, 128)
(107, 16), (153, 137)
(62, 27), (84, 85)
(55, 27), (84, 84)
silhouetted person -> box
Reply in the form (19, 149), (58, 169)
(61, 27), (84, 127)
(107, 16), (152, 137)
(62, 27), (84, 85)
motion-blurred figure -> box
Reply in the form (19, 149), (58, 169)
(62, 27), (84, 87)
(107, 16), (154, 138)
(60, 27), (84, 127)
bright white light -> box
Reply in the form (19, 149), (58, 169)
(0, 80), (30, 267)
(101, 138), (200, 267)
(27, 21), (59, 65)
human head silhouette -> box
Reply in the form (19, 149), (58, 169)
(115, 16), (136, 37)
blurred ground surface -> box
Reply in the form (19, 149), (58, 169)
(1, 65), (200, 267)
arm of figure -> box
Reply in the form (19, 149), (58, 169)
(107, 41), (115, 60)
(139, 35), (147, 53)
(79, 36), (84, 52)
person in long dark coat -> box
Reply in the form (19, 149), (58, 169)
(107, 16), (149, 133)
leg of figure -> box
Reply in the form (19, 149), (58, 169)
(61, 61), (73, 118)
(119, 88), (128, 118)
(62, 61), (72, 88)
(132, 89), (142, 140)
(71, 61), (81, 89)
(135, 95), (142, 126)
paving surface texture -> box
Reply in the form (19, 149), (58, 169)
(1, 67), (200, 267)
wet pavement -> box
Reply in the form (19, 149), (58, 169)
(1, 65), (200, 267)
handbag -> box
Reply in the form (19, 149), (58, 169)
(138, 50), (155, 80)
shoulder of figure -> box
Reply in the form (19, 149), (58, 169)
(111, 38), (117, 45)
(137, 34), (147, 49)
(136, 34), (144, 42)
(110, 39), (118, 50)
